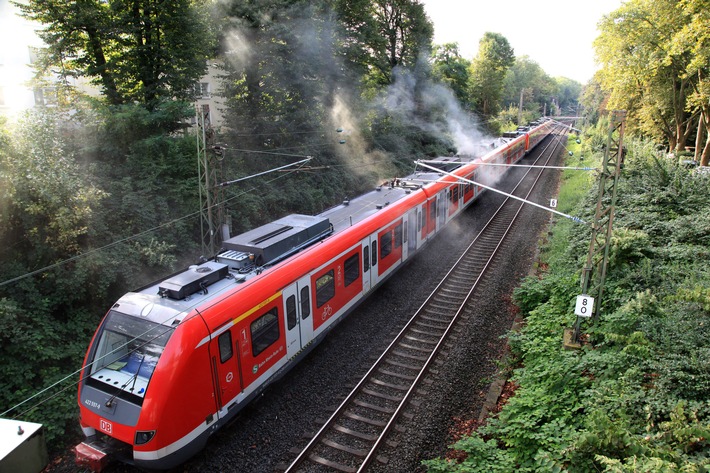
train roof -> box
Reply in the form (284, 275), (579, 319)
(111, 126), (544, 328)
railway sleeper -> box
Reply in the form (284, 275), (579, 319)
(392, 349), (428, 362)
(399, 342), (435, 353)
(414, 320), (448, 331)
(423, 308), (456, 319)
(370, 377), (410, 391)
(353, 399), (396, 414)
(449, 275), (476, 285)
(409, 326), (445, 337)
(418, 314), (452, 325)
(322, 438), (369, 458)
(344, 411), (388, 428)
(333, 424), (379, 442)
(308, 453), (357, 473)
(378, 367), (416, 381)
(404, 334), (440, 346)
(362, 387), (404, 402)
(384, 358), (422, 371)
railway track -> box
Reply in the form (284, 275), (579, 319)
(281, 126), (568, 473)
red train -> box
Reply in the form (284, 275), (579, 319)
(75, 119), (555, 470)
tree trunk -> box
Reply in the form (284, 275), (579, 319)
(85, 26), (121, 105)
(695, 112), (706, 163)
(701, 132), (710, 167)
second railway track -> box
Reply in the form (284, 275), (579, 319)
(283, 126), (568, 473)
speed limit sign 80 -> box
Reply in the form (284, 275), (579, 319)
(575, 295), (594, 317)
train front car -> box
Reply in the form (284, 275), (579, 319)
(76, 290), (215, 471)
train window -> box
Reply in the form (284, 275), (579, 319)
(451, 185), (459, 202)
(380, 231), (392, 259)
(344, 253), (359, 287)
(218, 331), (233, 363)
(363, 246), (370, 273)
(316, 270), (335, 308)
(300, 286), (310, 319)
(286, 295), (297, 330)
(394, 224), (402, 249)
(251, 308), (279, 357)
(372, 241), (377, 266)
(429, 201), (436, 222)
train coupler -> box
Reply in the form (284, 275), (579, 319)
(74, 440), (111, 472)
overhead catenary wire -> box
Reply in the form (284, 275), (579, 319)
(414, 160), (588, 225)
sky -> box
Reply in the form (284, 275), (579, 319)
(419, 0), (624, 84)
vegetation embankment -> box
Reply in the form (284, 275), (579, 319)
(424, 122), (710, 471)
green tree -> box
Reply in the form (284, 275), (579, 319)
(674, 0), (710, 165)
(431, 43), (471, 108)
(17, 0), (216, 108)
(468, 32), (515, 120)
(555, 77), (582, 115)
(595, 0), (698, 151)
(333, 0), (433, 86)
(580, 75), (609, 126)
(501, 56), (558, 121)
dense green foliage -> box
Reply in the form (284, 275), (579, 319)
(423, 125), (710, 472)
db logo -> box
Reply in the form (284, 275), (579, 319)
(100, 419), (113, 434)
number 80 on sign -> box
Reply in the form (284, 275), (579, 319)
(575, 295), (594, 317)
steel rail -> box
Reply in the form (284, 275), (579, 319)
(283, 125), (567, 472)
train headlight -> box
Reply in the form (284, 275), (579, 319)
(135, 430), (156, 445)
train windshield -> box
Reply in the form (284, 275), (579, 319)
(87, 311), (174, 403)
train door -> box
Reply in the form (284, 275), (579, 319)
(406, 208), (417, 256)
(282, 275), (310, 358)
(424, 197), (437, 239)
(416, 206), (426, 248)
(365, 231), (381, 289)
(211, 329), (242, 414)
(438, 189), (447, 229)
(362, 237), (372, 295)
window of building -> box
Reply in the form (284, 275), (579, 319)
(194, 82), (211, 98)
(251, 308), (279, 357)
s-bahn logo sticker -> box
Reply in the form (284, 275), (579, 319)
(252, 364), (259, 374)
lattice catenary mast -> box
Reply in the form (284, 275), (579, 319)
(572, 110), (627, 343)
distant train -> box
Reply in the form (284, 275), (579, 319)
(75, 119), (555, 470)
